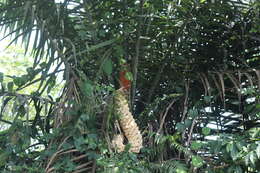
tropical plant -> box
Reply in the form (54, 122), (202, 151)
(0, 0), (259, 172)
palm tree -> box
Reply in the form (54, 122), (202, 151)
(0, 0), (259, 172)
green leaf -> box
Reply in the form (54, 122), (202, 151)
(235, 141), (245, 150)
(188, 109), (199, 118)
(227, 166), (235, 173)
(245, 153), (250, 165)
(0, 152), (9, 167)
(191, 141), (203, 150)
(13, 77), (21, 86)
(256, 145), (260, 159)
(245, 151), (257, 166)
(234, 166), (243, 173)
(230, 144), (239, 160)
(226, 142), (232, 152)
(7, 82), (14, 92)
(102, 59), (113, 75)
(176, 123), (186, 132)
(39, 62), (47, 68)
(125, 72), (133, 81)
(0, 72), (3, 83)
(176, 168), (187, 173)
(18, 105), (26, 117)
(47, 76), (56, 93)
(204, 96), (211, 103)
(13, 75), (29, 87)
(87, 151), (100, 160)
(86, 133), (98, 149)
(74, 136), (85, 151)
(184, 119), (192, 127)
(115, 45), (124, 57)
(83, 82), (93, 96)
(200, 0), (206, 3)
(191, 156), (204, 168)
(202, 127), (211, 135)
(249, 151), (257, 165)
(256, 103), (260, 109)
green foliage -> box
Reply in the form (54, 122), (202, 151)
(0, 0), (260, 172)
(102, 59), (113, 76)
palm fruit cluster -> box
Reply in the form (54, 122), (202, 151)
(113, 89), (142, 153)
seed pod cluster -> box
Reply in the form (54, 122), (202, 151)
(111, 134), (125, 152)
(113, 89), (143, 153)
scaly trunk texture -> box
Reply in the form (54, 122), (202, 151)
(113, 89), (143, 153)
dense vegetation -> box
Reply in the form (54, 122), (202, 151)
(0, 0), (260, 172)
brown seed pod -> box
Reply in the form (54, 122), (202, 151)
(113, 89), (143, 153)
(111, 134), (125, 153)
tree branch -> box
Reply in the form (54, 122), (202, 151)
(131, 0), (144, 111)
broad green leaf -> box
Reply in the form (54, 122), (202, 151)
(202, 127), (211, 135)
(235, 141), (245, 150)
(184, 119), (192, 127)
(245, 151), (257, 166)
(226, 142), (232, 152)
(200, 0), (206, 3)
(191, 156), (204, 168)
(83, 82), (93, 96)
(86, 133), (98, 149)
(230, 144), (239, 160)
(13, 77), (21, 86)
(102, 59), (113, 75)
(249, 128), (260, 138)
(115, 45), (124, 57)
(176, 168), (187, 173)
(13, 75), (29, 87)
(188, 109), (199, 118)
(191, 141), (203, 150)
(74, 136), (85, 151)
(176, 123), (186, 132)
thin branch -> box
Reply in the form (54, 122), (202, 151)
(0, 91), (55, 104)
(71, 154), (88, 162)
(75, 161), (92, 171)
(157, 99), (177, 134)
(0, 119), (12, 125)
(72, 167), (92, 173)
(91, 160), (96, 173)
(186, 118), (197, 146)
(131, 0), (144, 110)
(181, 80), (189, 122)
